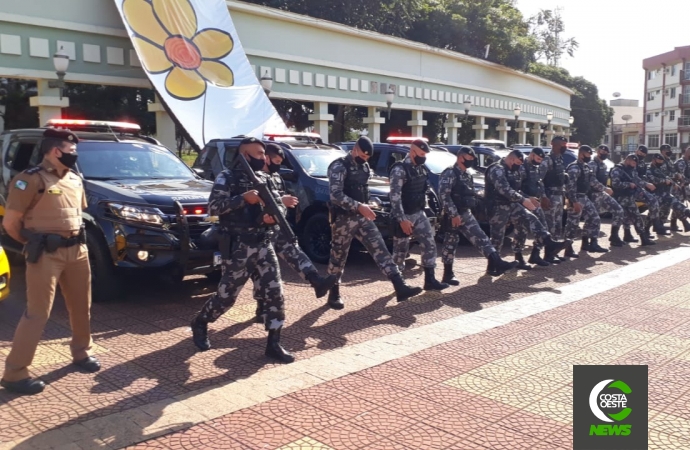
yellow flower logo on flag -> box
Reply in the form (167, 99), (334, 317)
(123, 0), (235, 100)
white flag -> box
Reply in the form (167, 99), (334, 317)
(113, 0), (287, 147)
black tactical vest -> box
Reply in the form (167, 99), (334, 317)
(269, 172), (285, 196)
(330, 156), (370, 212)
(449, 166), (477, 211)
(521, 163), (541, 197)
(636, 162), (647, 179)
(543, 154), (565, 189)
(486, 161), (521, 205)
(392, 161), (429, 214)
(593, 159), (609, 185)
(611, 164), (635, 198)
(219, 168), (266, 230)
(569, 162), (591, 194)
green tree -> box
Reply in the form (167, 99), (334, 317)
(529, 8), (578, 67)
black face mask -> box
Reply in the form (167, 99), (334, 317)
(636, 153), (646, 160)
(662, 152), (672, 159)
(599, 153), (609, 161)
(462, 158), (475, 169)
(268, 162), (281, 174)
(57, 150), (78, 169)
(531, 159), (541, 166)
(582, 155), (592, 163)
(510, 163), (521, 172)
(248, 155), (266, 171)
(354, 154), (367, 165)
(413, 155), (427, 165)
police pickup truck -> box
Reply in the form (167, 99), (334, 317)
(0, 120), (218, 301)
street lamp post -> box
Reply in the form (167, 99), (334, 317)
(48, 47), (69, 100)
(384, 88), (394, 120)
(513, 106), (521, 145)
(545, 111), (553, 145)
(463, 99), (472, 122)
(260, 70), (273, 96)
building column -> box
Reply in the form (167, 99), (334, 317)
(515, 120), (529, 145)
(531, 124), (543, 146)
(407, 110), (427, 137)
(496, 119), (511, 145)
(444, 114), (461, 145)
(29, 79), (69, 126)
(472, 116), (489, 140)
(308, 102), (333, 143)
(363, 106), (385, 142)
(563, 127), (571, 139)
(544, 125), (555, 146)
(147, 95), (177, 151)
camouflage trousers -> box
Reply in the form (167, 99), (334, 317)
(657, 192), (690, 221)
(615, 195), (645, 230)
(513, 206), (548, 253)
(441, 210), (495, 264)
(253, 232), (317, 311)
(393, 210), (437, 269)
(543, 192), (565, 239)
(565, 194), (601, 239)
(490, 203), (551, 253)
(328, 213), (399, 281)
(625, 190), (659, 230)
(670, 189), (690, 221)
(197, 239), (285, 331)
(590, 191), (624, 227)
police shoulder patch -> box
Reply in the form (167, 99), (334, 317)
(14, 179), (28, 191)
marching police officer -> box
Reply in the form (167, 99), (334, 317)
(655, 143), (679, 228)
(670, 147), (690, 231)
(439, 146), (517, 284)
(647, 152), (690, 230)
(541, 136), (568, 243)
(191, 137), (294, 363)
(1, 128), (99, 395)
(485, 149), (568, 269)
(563, 145), (609, 257)
(390, 140), (448, 291)
(626, 145), (667, 240)
(251, 143), (337, 322)
(609, 154), (655, 246)
(589, 145), (625, 246)
(513, 147), (551, 269)
(326, 136), (422, 309)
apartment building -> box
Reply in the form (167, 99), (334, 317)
(642, 46), (690, 152)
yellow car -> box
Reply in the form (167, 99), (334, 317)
(0, 245), (9, 301)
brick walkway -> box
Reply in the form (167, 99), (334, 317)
(1, 226), (689, 449)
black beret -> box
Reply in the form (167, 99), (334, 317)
(579, 145), (593, 153)
(509, 149), (525, 160)
(625, 154), (639, 163)
(44, 127), (79, 144)
(551, 136), (568, 143)
(265, 143), (284, 159)
(411, 139), (430, 153)
(531, 147), (545, 158)
(653, 153), (664, 160)
(598, 144), (610, 152)
(239, 136), (266, 149)
(356, 136), (374, 155)
(457, 146), (476, 158)
(660, 144), (671, 151)
(637, 145), (648, 154)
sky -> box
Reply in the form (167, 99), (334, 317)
(513, 0), (690, 104)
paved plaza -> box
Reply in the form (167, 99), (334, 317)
(1, 225), (689, 449)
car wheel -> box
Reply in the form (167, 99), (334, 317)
(87, 228), (120, 302)
(300, 212), (331, 265)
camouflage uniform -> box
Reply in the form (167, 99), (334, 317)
(609, 164), (646, 231)
(540, 153), (567, 239)
(588, 158), (624, 227)
(670, 158), (690, 222)
(195, 165), (286, 332)
(327, 154), (399, 280)
(389, 156), (437, 269)
(439, 166), (496, 263)
(655, 155), (677, 221)
(630, 159), (660, 224)
(646, 162), (690, 220)
(564, 161), (604, 239)
(485, 160), (552, 252)
(513, 161), (548, 253)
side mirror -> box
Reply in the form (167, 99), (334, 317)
(280, 169), (298, 182)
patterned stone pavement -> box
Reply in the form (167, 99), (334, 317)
(1, 224), (689, 449)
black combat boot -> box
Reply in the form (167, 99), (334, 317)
(306, 272), (338, 299)
(623, 227), (639, 243)
(528, 247), (550, 267)
(636, 226), (656, 246)
(653, 218), (670, 236)
(254, 304), (264, 324)
(423, 267), (449, 291)
(191, 317), (211, 351)
(588, 238), (609, 253)
(265, 329), (295, 363)
(514, 252), (533, 270)
(442, 263), (460, 286)
(565, 238), (582, 258)
(327, 283), (344, 310)
(543, 235), (569, 262)
(608, 226), (625, 247)
(486, 252), (519, 277)
(390, 273), (423, 302)
(670, 218), (680, 232)
(682, 218), (690, 232)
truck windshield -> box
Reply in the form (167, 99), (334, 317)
(291, 149), (346, 178)
(76, 142), (195, 180)
(424, 150), (457, 174)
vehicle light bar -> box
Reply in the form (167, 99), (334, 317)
(45, 119), (141, 131)
(386, 136), (429, 142)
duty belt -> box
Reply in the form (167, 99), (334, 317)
(227, 230), (273, 245)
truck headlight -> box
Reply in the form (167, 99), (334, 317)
(369, 196), (383, 210)
(107, 203), (164, 225)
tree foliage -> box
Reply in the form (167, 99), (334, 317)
(529, 8), (578, 67)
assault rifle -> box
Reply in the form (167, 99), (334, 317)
(236, 154), (298, 244)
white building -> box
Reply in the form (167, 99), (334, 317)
(642, 46), (690, 153)
(604, 99), (644, 155)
